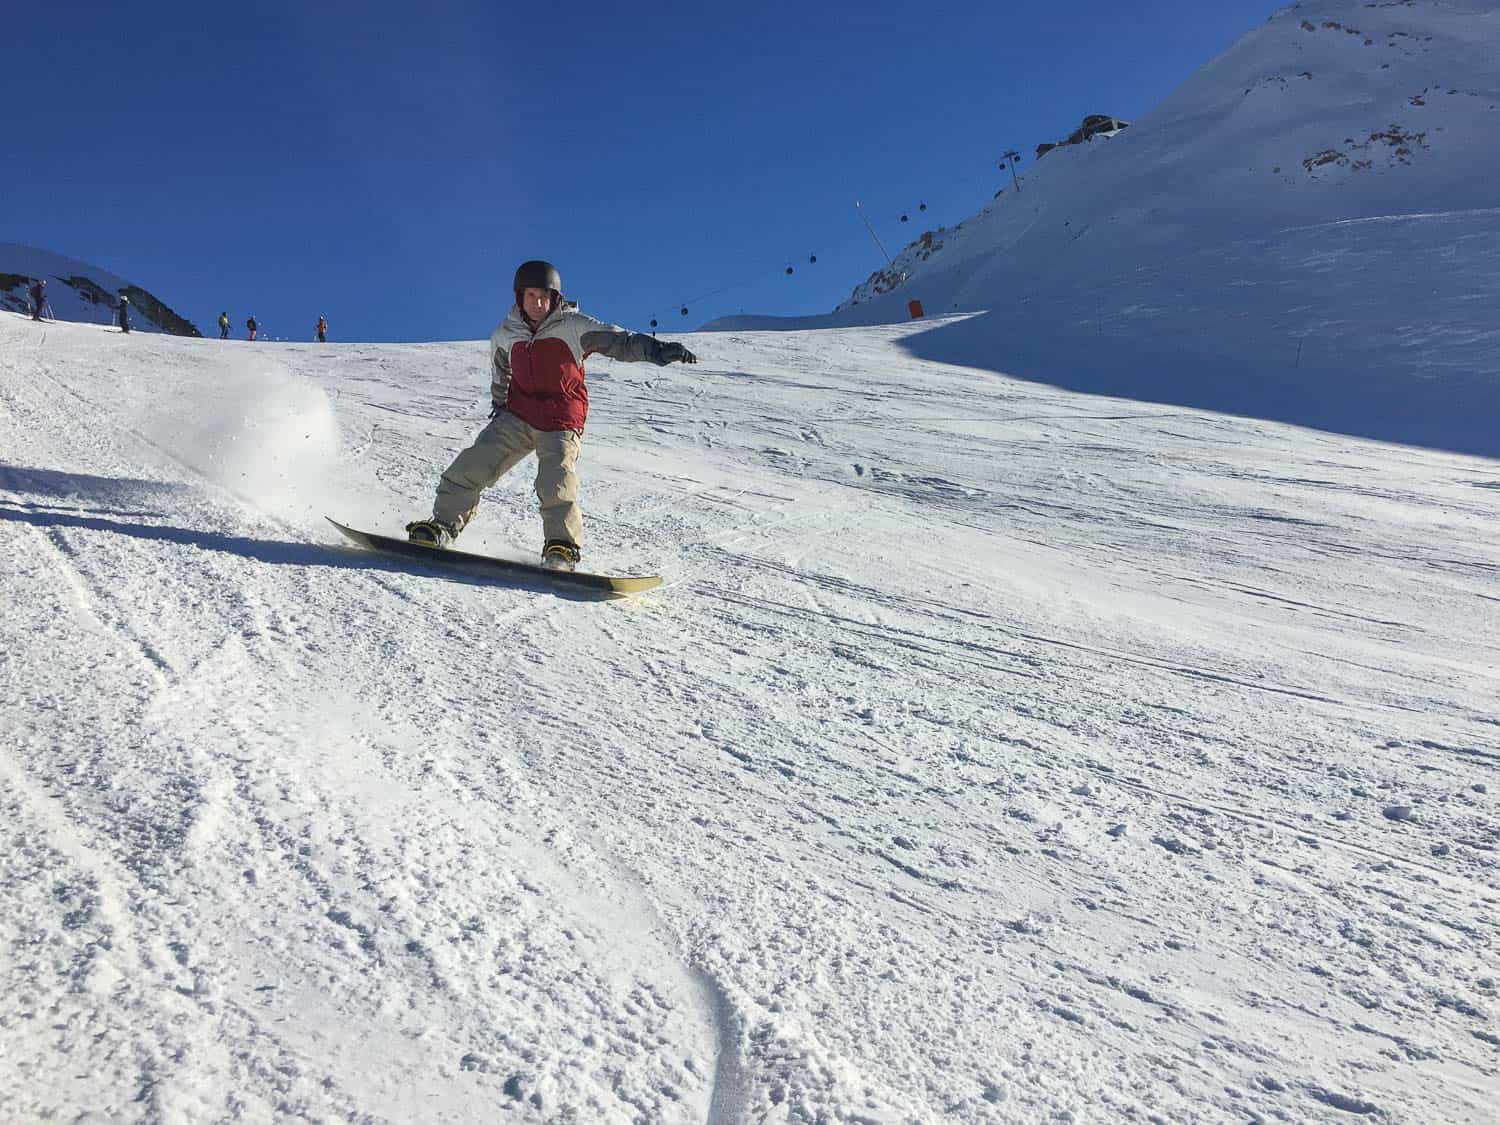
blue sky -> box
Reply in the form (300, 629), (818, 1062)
(9, 0), (1277, 342)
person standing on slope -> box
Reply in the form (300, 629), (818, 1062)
(28, 279), (46, 321)
(219, 311), (230, 339)
(316, 314), (327, 342)
(118, 295), (131, 334)
(246, 314), (258, 341)
(406, 259), (697, 571)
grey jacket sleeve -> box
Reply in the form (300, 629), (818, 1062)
(570, 312), (667, 364)
(580, 326), (663, 364)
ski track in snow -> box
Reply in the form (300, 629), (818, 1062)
(1, 311), (1498, 1123)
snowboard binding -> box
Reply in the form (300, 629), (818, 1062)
(405, 519), (457, 548)
(541, 539), (581, 571)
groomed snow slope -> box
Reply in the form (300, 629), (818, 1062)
(2, 311), (1497, 1123)
(709, 0), (1500, 459)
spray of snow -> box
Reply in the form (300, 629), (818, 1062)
(127, 349), (383, 530)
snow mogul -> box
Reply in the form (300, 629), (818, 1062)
(406, 259), (696, 571)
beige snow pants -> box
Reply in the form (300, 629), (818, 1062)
(432, 411), (583, 547)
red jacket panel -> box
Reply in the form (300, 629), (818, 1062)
(506, 335), (589, 432)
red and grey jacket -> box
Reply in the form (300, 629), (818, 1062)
(490, 302), (665, 432)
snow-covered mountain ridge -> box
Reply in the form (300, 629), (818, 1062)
(3, 310), (1496, 1122)
(0, 243), (200, 336)
(839, 0), (1499, 308)
(709, 0), (1500, 457)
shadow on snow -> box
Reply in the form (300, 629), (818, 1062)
(0, 464), (610, 601)
(896, 307), (1500, 462)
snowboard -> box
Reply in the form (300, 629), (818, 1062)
(326, 519), (663, 595)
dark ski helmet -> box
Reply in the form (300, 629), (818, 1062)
(513, 259), (562, 300)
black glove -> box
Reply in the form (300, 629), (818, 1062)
(655, 341), (697, 366)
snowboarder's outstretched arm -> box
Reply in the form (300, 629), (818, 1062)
(578, 315), (697, 366)
(486, 307), (696, 416)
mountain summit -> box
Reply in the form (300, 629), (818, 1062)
(840, 0), (1498, 315)
(1, 243), (200, 337)
(712, 0), (1500, 456)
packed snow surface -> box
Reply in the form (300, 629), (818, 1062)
(2, 310), (1496, 1122)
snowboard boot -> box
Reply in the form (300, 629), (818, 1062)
(541, 539), (581, 572)
(405, 519), (458, 548)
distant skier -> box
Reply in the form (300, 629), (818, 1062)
(118, 295), (131, 334)
(246, 315), (258, 341)
(219, 311), (230, 339)
(405, 259), (697, 571)
(316, 314), (327, 343)
(28, 279), (45, 321)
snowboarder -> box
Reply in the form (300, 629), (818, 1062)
(28, 279), (45, 321)
(316, 314), (327, 343)
(219, 311), (230, 339)
(406, 259), (697, 571)
(118, 295), (131, 334)
(246, 315), (258, 341)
